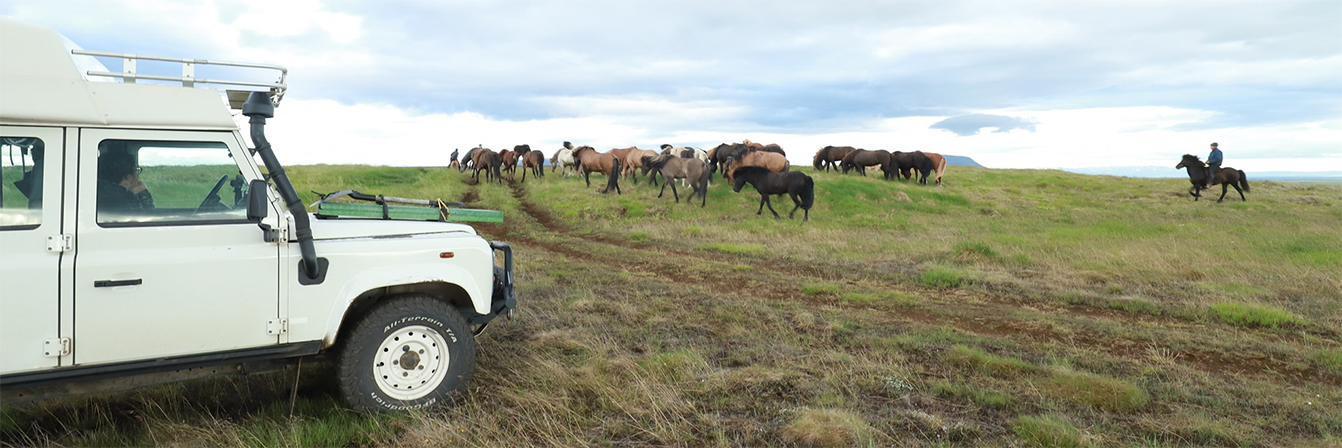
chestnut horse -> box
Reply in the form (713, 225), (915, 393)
(813, 146), (856, 172)
(1176, 154), (1249, 202)
(499, 149), (518, 181)
(839, 149), (890, 176)
(572, 146), (623, 194)
(522, 150), (545, 182)
(921, 152), (947, 186)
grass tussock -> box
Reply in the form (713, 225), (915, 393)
(801, 283), (841, 296)
(1041, 369), (1149, 413)
(919, 266), (975, 288)
(944, 345), (1035, 377)
(1013, 414), (1091, 448)
(1209, 302), (1303, 328)
(780, 408), (875, 448)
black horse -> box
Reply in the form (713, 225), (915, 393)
(1176, 154), (1249, 202)
(730, 166), (815, 221)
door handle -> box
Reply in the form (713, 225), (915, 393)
(94, 279), (142, 288)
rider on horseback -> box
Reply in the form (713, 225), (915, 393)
(1205, 143), (1222, 188)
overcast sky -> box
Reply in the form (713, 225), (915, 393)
(5, 0), (1340, 172)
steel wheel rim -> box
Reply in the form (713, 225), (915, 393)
(372, 325), (450, 401)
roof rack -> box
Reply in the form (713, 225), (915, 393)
(70, 49), (288, 108)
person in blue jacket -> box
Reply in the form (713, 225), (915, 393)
(1205, 142), (1222, 187)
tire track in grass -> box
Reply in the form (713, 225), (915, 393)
(494, 178), (1337, 388)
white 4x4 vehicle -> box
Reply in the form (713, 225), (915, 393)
(0, 19), (515, 412)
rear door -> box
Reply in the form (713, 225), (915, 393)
(0, 126), (65, 374)
(72, 129), (280, 365)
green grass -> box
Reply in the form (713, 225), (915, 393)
(1041, 369), (1149, 413)
(919, 266), (975, 288)
(1209, 302), (1303, 328)
(1014, 414), (1091, 448)
(1309, 348), (1342, 375)
(944, 345), (1036, 376)
(801, 283), (842, 296)
(697, 242), (764, 255)
(1108, 298), (1163, 316)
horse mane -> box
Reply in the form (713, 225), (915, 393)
(1183, 154), (1202, 161)
(731, 165), (771, 178)
(646, 153), (674, 168)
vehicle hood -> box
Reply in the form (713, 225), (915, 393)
(305, 217), (478, 241)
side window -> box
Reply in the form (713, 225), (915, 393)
(0, 137), (45, 230)
(96, 139), (249, 226)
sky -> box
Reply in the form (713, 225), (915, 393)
(4, 0), (1341, 174)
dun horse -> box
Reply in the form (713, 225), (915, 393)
(642, 154), (709, 206)
(731, 166), (814, 221)
(572, 146), (623, 194)
(723, 151), (789, 183)
(1176, 154), (1249, 202)
(551, 145), (578, 177)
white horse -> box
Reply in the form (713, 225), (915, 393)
(550, 148), (579, 178)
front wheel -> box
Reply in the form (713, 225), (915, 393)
(337, 294), (476, 412)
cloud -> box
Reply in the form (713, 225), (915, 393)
(930, 114), (1037, 136)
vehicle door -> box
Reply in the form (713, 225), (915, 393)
(0, 126), (65, 375)
(73, 129), (280, 366)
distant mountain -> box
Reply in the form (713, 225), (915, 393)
(944, 155), (984, 168)
(1066, 166), (1342, 181)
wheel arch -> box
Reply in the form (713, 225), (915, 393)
(324, 279), (479, 349)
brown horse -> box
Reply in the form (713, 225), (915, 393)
(623, 147), (660, 185)
(471, 148), (502, 185)
(840, 149), (890, 176)
(572, 146), (623, 194)
(813, 146), (856, 172)
(1176, 154), (1249, 202)
(521, 150), (545, 182)
(723, 151), (789, 182)
(889, 151), (933, 183)
(499, 149), (519, 181)
(642, 153), (709, 206)
(922, 152), (947, 186)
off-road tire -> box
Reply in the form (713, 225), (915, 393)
(337, 294), (476, 413)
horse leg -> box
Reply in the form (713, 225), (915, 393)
(1217, 184), (1229, 203)
(658, 177), (669, 198)
(764, 195), (781, 218)
(1234, 183), (1245, 201)
(670, 180), (680, 203)
(756, 195), (767, 215)
(788, 192), (801, 219)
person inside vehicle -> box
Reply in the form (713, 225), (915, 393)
(97, 151), (154, 213)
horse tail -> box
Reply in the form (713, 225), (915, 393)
(1238, 170), (1250, 193)
(800, 175), (815, 210)
(783, 159), (791, 172)
(606, 157), (622, 194)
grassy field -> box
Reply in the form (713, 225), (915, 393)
(3, 164), (1340, 447)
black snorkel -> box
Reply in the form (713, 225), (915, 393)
(243, 91), (323, 282)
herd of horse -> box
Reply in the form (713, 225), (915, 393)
(448, 142), (1247, 222)
(455, 140), (819, 219)
(812, 146), (948, 186)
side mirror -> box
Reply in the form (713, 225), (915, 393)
(247, 179), (269, 222)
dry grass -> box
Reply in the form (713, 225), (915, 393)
(4, 165), (1340, 447)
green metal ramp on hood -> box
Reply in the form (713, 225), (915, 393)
(310, 190), (503, 224)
